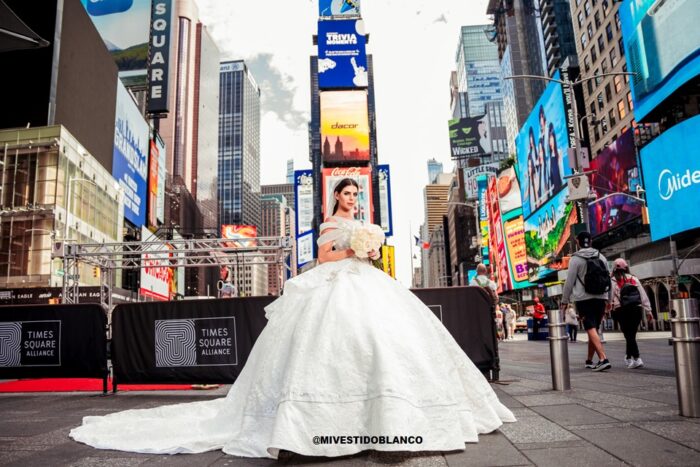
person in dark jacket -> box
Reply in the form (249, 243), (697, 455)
(561, 232), (612, 371)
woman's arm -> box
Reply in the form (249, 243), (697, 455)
(317, 241), (354, 264)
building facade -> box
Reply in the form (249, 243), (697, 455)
(539, 0), (578, 77)
(218, 60), (261, 230)
(487, 0), (547, 153)
(427, 225), (448, 287)
(427, 158), (443, 185)
(570, 0), (634, 157)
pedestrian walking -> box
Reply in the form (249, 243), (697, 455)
(505, 304), (517, 340)
(495, 306), (504, 341)
(561, 231), (613, 371)
(610, 258), (653, 369)
(500, 304), (510, 340)
(531, 297), (546, 336)
(470, 263), (498, 304)
(565, 304), (578, 342)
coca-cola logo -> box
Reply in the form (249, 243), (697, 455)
(330, 167), (363, 176)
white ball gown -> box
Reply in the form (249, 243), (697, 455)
(70, 216), (515, 458)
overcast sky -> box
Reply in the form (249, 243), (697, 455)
(197, 0), (492, 286)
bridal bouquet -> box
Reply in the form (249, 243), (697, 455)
(350, 223), (385, 259)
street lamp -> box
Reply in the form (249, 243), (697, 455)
(503, 71), (636, 230)
(64, 177), (98, 242)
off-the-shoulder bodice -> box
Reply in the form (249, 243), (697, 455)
(317, 216), (362, 249)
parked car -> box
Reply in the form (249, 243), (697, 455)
(515, 316), (529, 333)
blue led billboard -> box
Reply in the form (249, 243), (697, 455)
(620, 0), (700, 121)
(319, 0), (360, 17)
(317, 19), (367, 89)
(641, 114), (700, 241)
(515, 71), (573, 219)
(113, 82), (149, 227)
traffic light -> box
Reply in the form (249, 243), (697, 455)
(93, 266), (100, 279)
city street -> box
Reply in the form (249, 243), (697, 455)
(1, 331), (698, 466)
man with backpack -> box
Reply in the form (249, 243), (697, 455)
(610, 258), (653, 369)
(470, 263), (498, 304)
(561, 231), (613, 371)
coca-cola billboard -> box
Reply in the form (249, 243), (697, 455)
(321, 167), (373, 223)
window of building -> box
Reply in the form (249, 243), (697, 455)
(581, 32), (588, 49)
(601, 57), (609, 73)
(615, 11), (621, 30)
(588, 23), (594, 39)
(614, 75), (623, 93)
(587, 78), (594, 95)
(590, 102), (596, 116)
(594, 126), (600, 142)
(606, 23), (613, 42)
(618, 99), (627, 119)
(627, 91), (634, 111)
(605, 83), (612, 102)
(623, 64), (630, 83)
(584, 54), (591, 73)
(598, 93), (604, 110)
(591, 46), (597, 63)
(594, 68), (602, 86)
(601, 117), (609, 134)
(619, 38), (625, 57)
(602, 0), (609, 12)
(594, 12), (601, 28)
(597, 35), (605, 54)
(585, 1), (591, 17)
(608, 109), (616, 128)
(578, 11), (585, 28)
(610, 47), (618, 67)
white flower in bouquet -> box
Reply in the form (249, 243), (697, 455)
(350, 223), (385, 258)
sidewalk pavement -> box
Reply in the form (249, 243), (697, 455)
(1, 332), (699, 466)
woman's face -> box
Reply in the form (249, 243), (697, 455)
(549, 132), (556, 153)
(335, 184), (358, 213)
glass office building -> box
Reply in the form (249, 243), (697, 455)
(218, 60), (261, 229)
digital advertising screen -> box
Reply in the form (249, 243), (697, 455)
(113, 82), (149, 227)
(523, 188), (577, 282)
(221, 225), (258, 248)
(620, 0), (700, 121)
(319, 0), (360, 17)
(140, 226), (171, 301)
(515, 72), (573, 219)
(487, 177), (511, 293)
(477, 175), (490, 266)
(496, 166), (522, 217)
(80, 0), (151, 74)
(503, 216), (531, 289)
(321, 167), (373, 224)
(294, 170), (315, 269)
(448, 117), (491, 159)
(588, 130), (643, 237)
(317, 19), (367, 89)
(641, 114), (700, 241)
(377, 165), (394, 237)
(320, 90), (370, 163)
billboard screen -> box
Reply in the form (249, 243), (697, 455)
(503, 216), (531, 289)
(462, 163), (498, 199)
(620, 0), (700, 121)
(147, 134), (166, 228)
(319, 0), (361, 17)
(294, 170), (315, 269)
(80, 0), (150, 74)
(321, 167), (373, 224)
(588, 130), (643, 237)
(377, 165), (394, 237)
(222, 225), (258, 248)
(496, 166), (522, 216)
(488, 177), (511, 293)
(448, 117), (491, 159)
(113, 82), (149, 227)
(515, 72), (573, 219)
(320, 91), (370, 163)
(318, 19), (367, 89)
(477, 176), (490, 265)
(641, 114), (700, 241)
(524, 188), (577, 281)
(140, 227), (170, 301)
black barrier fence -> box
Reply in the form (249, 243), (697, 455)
(111, 297), (274, 389)
(0, 304), (108, 390)
(411, 286), (499, 380)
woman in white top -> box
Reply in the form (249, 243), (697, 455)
(70, 178), (515, 459)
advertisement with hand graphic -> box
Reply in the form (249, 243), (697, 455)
(317, 20), (368, 89)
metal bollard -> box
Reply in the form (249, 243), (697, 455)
(547, 308), (571, 391)
(670, 298), (700, 418)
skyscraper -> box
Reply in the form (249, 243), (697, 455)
(427, 158), (443, 184)
(286, 159), (294, 184)
(455, 25), (509, 159)
(539, 0), (577, 78)
(218, 60), (261, 229)
(455, 25), (503, 118)
(487, 0), (547, 153)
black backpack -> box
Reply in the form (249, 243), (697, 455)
(578, 252), (611, 295)
(619, 276), (642, 308)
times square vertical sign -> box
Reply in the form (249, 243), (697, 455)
(147, 0), (172, 114)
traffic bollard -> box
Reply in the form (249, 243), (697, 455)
(547, 308), (571, 391)
(671, 298), (700, 418)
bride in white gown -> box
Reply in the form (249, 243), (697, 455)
(70, 178), (515, 459)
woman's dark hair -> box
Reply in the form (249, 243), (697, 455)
(612, 265), (629, 283)
(548, 123), (558, 156)
(332, 178), (359, 215)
